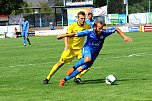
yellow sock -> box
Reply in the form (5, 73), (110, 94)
(46, 64), (59, 80)
(76, 68), (90, 78)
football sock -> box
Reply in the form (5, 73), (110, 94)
(73, 58), (85, 69)
(23, 37), (26, 45)
(76, 68), (90, 78)
(27, 38), (31, 45)
(65, 69), (79, 80)
(47, 64), (59, 80)
(67, 68), (75, 75)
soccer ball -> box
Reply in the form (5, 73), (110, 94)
(105, 75), (116, 85)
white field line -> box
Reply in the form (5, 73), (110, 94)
(2, 62), (54, 68)
(2, 52), (152, 68)
(98, 52), (152, 60)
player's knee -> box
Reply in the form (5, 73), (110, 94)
(57, 62), (64, 68)
(84, 57), (91, 63)
(77, 67), (83, 72)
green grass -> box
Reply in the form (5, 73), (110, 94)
(0, 32), (152, 101)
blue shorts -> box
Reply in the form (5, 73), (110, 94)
(22, 31), (28, 37)
(82, 47), (97, 68)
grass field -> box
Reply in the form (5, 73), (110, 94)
(0, 32), (152, 101)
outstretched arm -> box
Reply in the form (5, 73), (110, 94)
(115, 27), (132, 43)
(57, 33), (76, 40)
(64, 37), (68, 50)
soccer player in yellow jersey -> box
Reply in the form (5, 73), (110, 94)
(43, 11), (91, 84)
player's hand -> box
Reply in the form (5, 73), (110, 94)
(57, 34), (64, 40)
(124, 36), (132, 43)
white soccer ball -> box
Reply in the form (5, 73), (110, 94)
(105, 75), (116, 85)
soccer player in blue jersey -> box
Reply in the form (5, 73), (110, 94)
(74, 12), (96, 83)
(20, 18), (31, 46)
(85, 13), (96, 28)
(57, 21), (132, 86)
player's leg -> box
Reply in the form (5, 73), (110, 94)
(73, 49), (88, 83)
(25, 32), (31, 46)
(66, 58), (85, 75)
(43, 62), (64, 84)
(43, 49), (74, 84)
(22, 31), (26, 46)
(60, 56), (95, 86)
(23, 37), (26, 46)
(76, 68), (90, 78)
(74, 56), (96, 83)
(47, 62), (64, 80)
(27, 37), (31, 46)
(66, 47), (92, 75)
(59, 64), (88, 86)
(72, 47), (92, 83)
(74, 68), (90, 83)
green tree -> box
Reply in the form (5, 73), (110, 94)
(107, 0), (125, 14)
(128, 0), (150, 13)
(0, 0), (25, 14)
(94, 0), (151, 14)
(93, 0), (125, 13)
(22, 2), (33, 14)
(39, 1), (53, 13)
(94, 0), (107, 7)
(54, 0), (64, 6)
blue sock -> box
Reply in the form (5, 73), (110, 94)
(65, 70), (79, 80)
(73, 58), (85, 69)
(23, 38), (26, 45)
(64, 64), (88, 81)
(81, 64), (88, 69)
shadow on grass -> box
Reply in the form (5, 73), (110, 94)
(77, 79), (119, 86)
(42, 78), (148, 86)
(78, 79), (105, 85)
(79, 78), (149, 85)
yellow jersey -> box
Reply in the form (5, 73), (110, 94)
(66, 22), (90, 49)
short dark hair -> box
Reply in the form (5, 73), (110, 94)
(88, 13), (93, 15)
(77, 11), (85, 17)
(94, 21), (104, 27)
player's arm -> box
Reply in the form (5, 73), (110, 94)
(20, 23), (22, 32)
(57, 29), (89, 40)
(19, 19), (22, 32)
(57, 33), (76, 40)
(57, 23), (80, 40)
(64, 37), (68, 50)
(115, 27), (132, 43)
(64, 24), (73, 50)
(20, 26), (22, 32)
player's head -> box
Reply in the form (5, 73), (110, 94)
(87, 13), (93, 20)
(94, 21), (104, 36)
(77, 11), (86, 26)
(22, 17), (26, 22)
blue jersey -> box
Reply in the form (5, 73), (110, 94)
(85, 19), (96, 28)
(77, 27), (116, 56)
(21, 21), (29, 31)
(50, 25), (54, 30)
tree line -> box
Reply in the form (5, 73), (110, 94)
(94, 0), (151, 14)
(0, 0), (151, 14)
